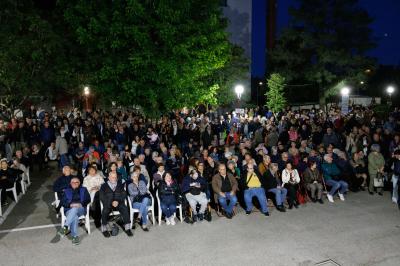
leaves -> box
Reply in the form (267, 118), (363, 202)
(265, 73), (287, 113)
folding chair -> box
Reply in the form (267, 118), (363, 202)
(156, 190), (183, 225)
(60, 203), (92, 234)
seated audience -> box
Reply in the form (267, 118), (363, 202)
(212, 164), (238, 219)
(58, 177), (90, 245)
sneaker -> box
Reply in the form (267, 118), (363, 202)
(166, 217), (171, 225)
(245, 211), (251, 215)
(198, 213), (204, 221)
(277, 205), (286, 212)
(294, 203), (299, 209)
(125, 229), (134, 237)
(338, 193), (345, 201)
(392, 197), (398, 204)
(327, 194), (334, 203)
(263, 212), (270, 217)
(71, 236), (80, 245)
(192, 214), (198, 223)
(318, 199), (324, 204)
(170, 217), (176, 225)
(226, 212), (233, 219)
(57, 226), (68, 237)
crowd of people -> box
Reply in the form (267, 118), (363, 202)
(1, 104), (399, 245)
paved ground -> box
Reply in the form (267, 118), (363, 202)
(1, 169), (400, 266)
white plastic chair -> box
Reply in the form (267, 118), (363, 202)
(19, 174), (26, 195)
(25, 167), (31, 187)
(156, 190), (182, 226)
(60, 203), (92, 234)
(6, 181), (18, 203)
(53, 192), (60, 218)
(127, 194), (155, 229)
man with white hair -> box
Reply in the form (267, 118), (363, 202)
(322, 154), (348, 203)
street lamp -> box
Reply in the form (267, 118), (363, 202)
(235, 84), (244, 100)
(83, 86), (90, 111)
(340, 87), (350, 96)
(340, 87), (350, 115)
(386, 85), (395, 105)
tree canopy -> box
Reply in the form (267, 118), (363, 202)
(60, 0), (235, 115)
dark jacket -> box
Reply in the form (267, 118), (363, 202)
(61, 186), (91, 214)
(53, 175), (73, 193)
(99, 181), (127, 208)
(263, 170), (281, 191)
(0, 167), (23, 183)
(158, 180), (180, 201)
(181, 175), (207, 195)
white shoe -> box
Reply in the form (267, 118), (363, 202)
(170, 217), (176, 226)
(165, 217), (171, 225)
(392, 197), (398, 204)
(327, 194), (334, 203)
(338, 193), (345, 201)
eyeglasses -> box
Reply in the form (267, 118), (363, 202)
(71, 181), (80, 184)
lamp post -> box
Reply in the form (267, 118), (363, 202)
(84, 86), (90, 111)
(386, 85), (395, 105)
(340, 87), (350, 115)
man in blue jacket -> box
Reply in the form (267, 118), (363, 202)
(58, 177), (91, 245)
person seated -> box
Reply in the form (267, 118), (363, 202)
(57, 177), (91, 245)
(241, 164), (270, 216)
(322, 154), (348, 202)
(303, 161), (324, 204)
(264, 163), (287, 212)
(212, 164), (238, 219)
(158, 172), (181, 225)
(0, 159), (24, 206)
(281, 162), (300, 209)
(128, 171), (151, 231)
(153, 163), (165, 188)
(116, 159), (128, 183)
(367, 144), (385, 196)
(52, 165), (74, 206)
(349, 151), (368, 191)
(83, 165), (104, 202)
(99, 172), (133, 237)
(182, 169), (208, 222)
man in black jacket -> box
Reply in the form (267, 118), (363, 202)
(99, 171), (133, 238)
(0, 159), (23, 205)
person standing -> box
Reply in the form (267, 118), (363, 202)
(368, 144), (385, 195)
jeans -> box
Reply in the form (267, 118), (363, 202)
(132, 197), (150, 225)
(325, 179), (348, 196)
(65, 207), (86, 237)
(268, 187), (287, 206)
(160, 196), (176, 218)
(218, 192), (237, 214)
(244, 187), (269, 213)
(392, 174), (398, 202)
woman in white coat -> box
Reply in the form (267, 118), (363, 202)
(282, 162), (300, 209)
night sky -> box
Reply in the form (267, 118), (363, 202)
(276, 0), (400, 66)
(253, 0), (400, 78)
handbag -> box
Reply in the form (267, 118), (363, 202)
(296, 190), (306, 204)
(373, 172), (384, 187)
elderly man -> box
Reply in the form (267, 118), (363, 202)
(241, 164), (270, 216)
(99, 171), (133, 238)
(212, 164), (238, 219)
(58, 177), (91, 245)
(322, 154), (348, 203)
